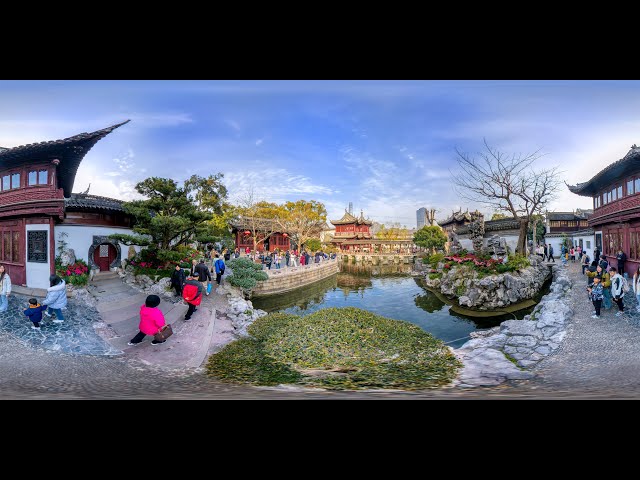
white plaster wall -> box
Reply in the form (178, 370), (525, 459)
(54, 226), (142, 267)
(25, 224), (53, 289)
(573, 234), (595, 260)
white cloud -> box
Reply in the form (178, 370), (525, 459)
(225, 169), (334, 204)
(226, 120), (241, 133)
(127, 112), (193, 127)
(255, 138), (264, 146)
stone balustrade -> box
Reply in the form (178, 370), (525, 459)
(251, 258), (339, 296)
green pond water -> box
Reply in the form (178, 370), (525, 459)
(252, 263), (547, 348)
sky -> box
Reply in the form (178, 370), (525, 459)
(1, 80), (639, 228)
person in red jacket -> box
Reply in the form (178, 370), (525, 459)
(128, 294), (167, 346)
(182, 273), (203, 320)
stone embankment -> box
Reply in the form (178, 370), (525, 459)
(424, 255), (550, 310)
(453, 265), (572, 387)
(250, 259), (339, 297)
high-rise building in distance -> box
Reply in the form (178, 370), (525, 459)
(416, 207), (427, 229)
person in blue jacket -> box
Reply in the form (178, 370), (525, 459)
(24, 298), (48, 330)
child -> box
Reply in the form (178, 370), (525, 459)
(24, 298), (48, 330)
(128, 294), (167, 346)
(587, 275), (604, 319)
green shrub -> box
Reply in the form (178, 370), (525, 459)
(208, 307), (462, 390)
(428, 273), (442, 280)
(427, 253), (445, 265)
(226, 257), (269, 291)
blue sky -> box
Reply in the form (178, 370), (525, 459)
(1, 80), (639, 227)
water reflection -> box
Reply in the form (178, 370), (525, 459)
(252, 263), (537, 348)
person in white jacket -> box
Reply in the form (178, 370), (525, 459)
(42, 275), (67, 323)
(633, 266), (640, 312)
(0, 265), (11, 312)
(610, 267), (626, 317)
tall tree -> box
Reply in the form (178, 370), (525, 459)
(452, 140), (562, 254)
(277, 200), (327, 253)
(122, 177), (212, 250)
(233, 190), (284, 252)
(491, 212), (508, 220)
(376, 223), (409, 241)
(413, 226), (448, 254)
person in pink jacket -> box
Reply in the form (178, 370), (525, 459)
(127, 295), (167, 346)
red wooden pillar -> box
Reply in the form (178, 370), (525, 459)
(49, 217), (56, 275)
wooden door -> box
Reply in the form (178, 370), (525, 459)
(0, 220), (25, 285)
(94, 243), (116, 271)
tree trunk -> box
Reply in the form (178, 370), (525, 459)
(532, 221), (537, 248)
(516, 219), (529, 255)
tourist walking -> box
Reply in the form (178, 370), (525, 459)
(581, 252), (591, 275)
(128, 294), (167, 345)
(285, 250), (291, 267)
(214, 253), (225, 287)
(632, 266), (640, 312)
(547, 244), (555, 262)
(610, 267), (626, 316)
(170, 263), (186, 297)
(42, 275), (67, 322)
(543, 244), (548, 261)
(616, 249), (627, 278)
(594, 246), (601, 265)
(588, 275), (604, 319)
(23, 298), (48, 330)
(182, 273), (203, 321)
(0, 264), (11, 312)
(570, 247), (575, 263)
(190, 258), (198, 277)
(195, 259), (212, 295)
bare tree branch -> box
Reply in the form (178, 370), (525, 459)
(450, 141), (562, 254)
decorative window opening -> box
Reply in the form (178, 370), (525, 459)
(27, 231), (47, 263)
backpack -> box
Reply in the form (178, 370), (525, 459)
(622, 276), (630, 293)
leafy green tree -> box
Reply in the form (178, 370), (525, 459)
(305, 238), (322, 252)
(277, 200), (327, 253)
(121, 177), (216, 251)
(491, 212), (508, 220)
(413, 226), (448, 253)
(527, 214), (546, 245)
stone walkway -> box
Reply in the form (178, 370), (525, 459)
(529, 262), (640, 395)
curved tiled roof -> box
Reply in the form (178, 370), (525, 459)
(65, 193), (126, 212)
(0, 120), (130, 197)
(568, 146), (640, 196)
(330, 209), (373, 226)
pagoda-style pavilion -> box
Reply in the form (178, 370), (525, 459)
(0, 121), (138, 288)
(568, 144), (640, 277)
(330, 209), (414, 254)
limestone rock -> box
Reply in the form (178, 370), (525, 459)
(60, 249), (76, 266)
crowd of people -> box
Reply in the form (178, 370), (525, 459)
(235, 247), (336, 270)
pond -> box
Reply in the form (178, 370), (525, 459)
(252, 263), (546, 348)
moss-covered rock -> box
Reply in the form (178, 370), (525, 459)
(206, 307), (461, 390)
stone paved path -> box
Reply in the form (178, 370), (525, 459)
(529, 262), (640, 395)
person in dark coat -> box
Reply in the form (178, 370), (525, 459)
(594, 246), (601, 265)
(170, 264), (186, 296)
(195, 259), (212, 295)
(616, 249), (627, 278)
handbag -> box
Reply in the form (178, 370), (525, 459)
(154, 324), (173, 342)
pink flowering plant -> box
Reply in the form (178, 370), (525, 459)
(55, 258), (90, 286)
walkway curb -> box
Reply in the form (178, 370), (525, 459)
(186, 303), (216, 368)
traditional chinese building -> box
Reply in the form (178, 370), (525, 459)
(543, 210), (594, 260)
(0, 121), (139, 288)
(330, 210), (373, 252)
(438, 208), (483, 235)
(330, 209), (415, 253)
(230, 219), (291, 253)
(568, 145), (640, 276)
